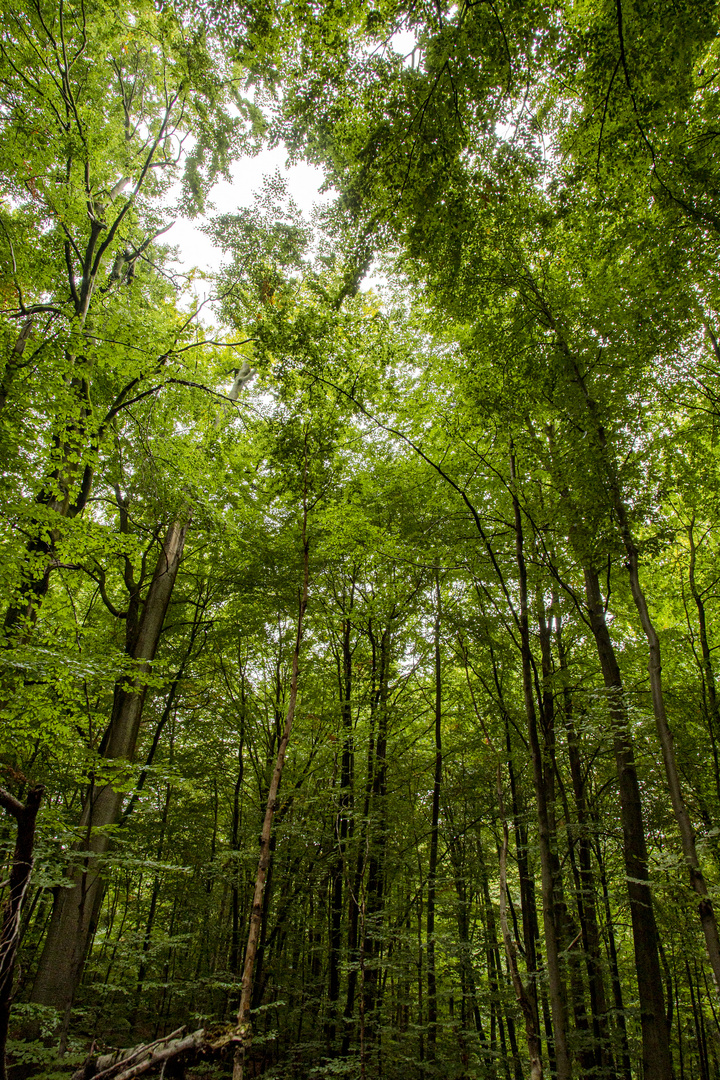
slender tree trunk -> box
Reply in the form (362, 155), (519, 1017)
(0, 785), (44, 1080)
(583, 564), (673, 1079)
(327, 593), (355, 1051)
(30, 518), (189, 1019)
(626, 527), (720, 993)
(446, 827), (495, 1077)
(594, 842), (632, 1080)
(130, 779), (173, 1030)
(342, 713), (373, 1057)
(249, 832), (276, 1012)
(477, 831), (518, 1079)
(688, 520), (720, 806)
(504, 724), (542, 1063)
(426, 577), (442, 1061)
(230, 734), (245, 977)
(233, 518), (310, 1080)
(361, 620), (391, 1066)
(688, 959), (711, 1080)
(510, 449), (572, 1080)
(497, 768), (543, 1080)
(553, 601), (612, 1075)
(536, 594), (596, 1073)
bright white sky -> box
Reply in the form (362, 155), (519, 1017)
(170, 146), (332, 276)
(170, 29), (418, 281)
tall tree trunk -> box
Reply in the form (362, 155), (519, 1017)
(249, 831), (277, 1013)
(575, 362), (720, 994)
(688, 959), (711, 1080)
(130, 777), (173, 1031)
(624, 508), (720, 994)
(327, 590), (355, 1051)
(477, 831), (519, 1080)
(536, 594), (595, 1073)
(233, 517), (310, 1080)
(361, 619), (391, 1064)
(426, 577), (442, 1061)
(510, 448), (572, 1080)
(0, 785), (44, 1080)
(446, 826), (495, 1078)
(594, 839), (632, 1080)
(497, 768), (543, 1080)
(552, 601), (612, 1075)
(583, 564), (673, 1079)
(342, 693), (375, 1057)
(30, 517), (189, 1020)
(230, 721), (245, 978)
(687, 520), (720, 806)
(504, 723), (542, 1063)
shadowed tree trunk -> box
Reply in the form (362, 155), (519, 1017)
(0, 784), (44, 1080)
(583, 564), (672, 1080)
(361, 617), (391, 1071)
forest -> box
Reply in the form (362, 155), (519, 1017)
(1, 0), (719, 1077)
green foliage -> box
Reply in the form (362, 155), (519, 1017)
(4, 2), (720, 1080)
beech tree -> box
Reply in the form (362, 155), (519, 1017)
(3, 1), (720, 1079)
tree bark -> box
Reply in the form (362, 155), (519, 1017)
(504, 722), (542, 1065)
(0, 784), (44, 1080)
(233, 518), (310, 1080)
(497, 767), (543, 1080)
(510, 449), (572, 1080)
(583, 564), (673, 1079)
(360, 619), (391, 1065)
(426, 576), (442, 1061)
(553, 601), (612, 1075)
(594, 840), (632, 1080)
(687, 520), (720, 806)
(327, 587), (355, 1051)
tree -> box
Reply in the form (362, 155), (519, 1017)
(5, 1), (720, 1077)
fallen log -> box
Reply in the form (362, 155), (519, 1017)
(71, 1023), (247, 1080)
